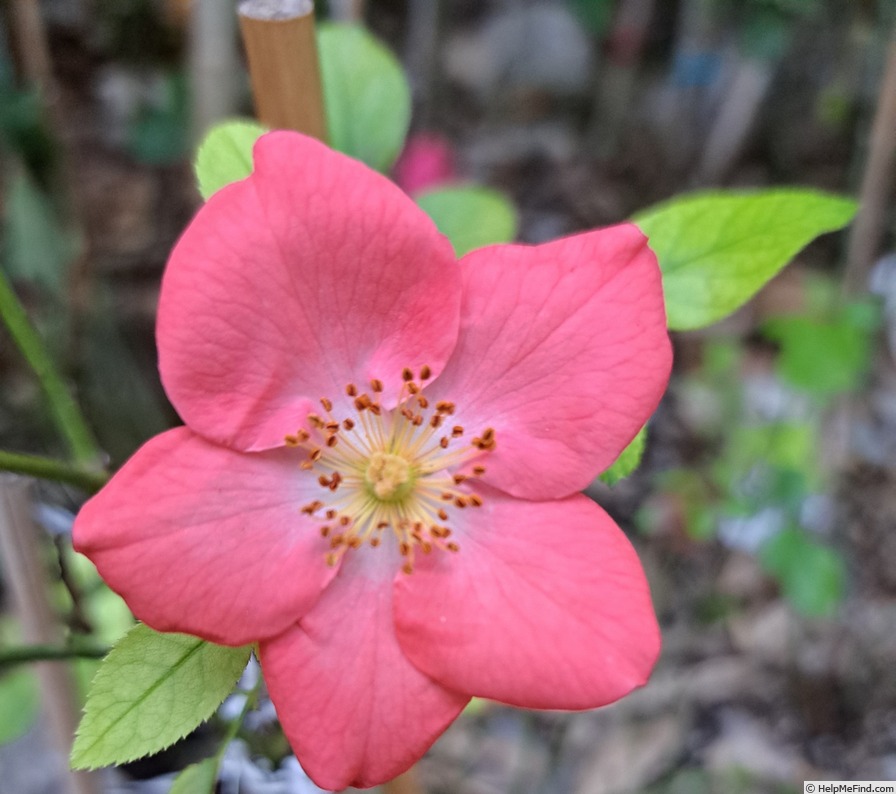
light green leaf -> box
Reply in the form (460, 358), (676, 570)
(599, 426), (647, 486)
(0, 667), (39, 744)
(169, 756), (219, 794)
(194, 119), (268, 200)
(633, 189), (857, 330)
(763, 302), (879, 397)
(71, 624), (251, 769)
(317, 22), (411, 172)
(127, 71), (189, 167)
(759, 529), (846, 617)
(416, 185), (518, 257)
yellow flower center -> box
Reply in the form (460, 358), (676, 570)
(285, 367), (496, 573)
(365, 452), (414, 501)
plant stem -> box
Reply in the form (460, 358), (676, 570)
(0, 450), (108, 492)
(0, 642), (109, 668)
(0, 268), (102, 466)
(218, 677), (260, 756)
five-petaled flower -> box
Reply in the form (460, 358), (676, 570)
(74, 131), (672, 790)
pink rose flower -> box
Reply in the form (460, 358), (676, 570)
(74, 132), (672, 790)
(393, 132), (456, 195)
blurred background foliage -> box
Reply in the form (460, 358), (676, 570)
(1, 0), (895, 792)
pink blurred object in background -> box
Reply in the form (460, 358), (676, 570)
(393, 132), (457, 195)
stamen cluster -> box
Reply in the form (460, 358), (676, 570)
(285, 367), (495, 573)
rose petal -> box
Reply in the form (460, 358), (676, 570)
(394, 490), (660, 709)
(259, 551), (468, 790)
(73, 427), (336, 645)
(427, 224), (671, 500)
(159, 131), (460, 451)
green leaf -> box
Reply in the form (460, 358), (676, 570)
(71, 624), (251, 769)
(317, 22), (411, 172)
(728, 423), (817, 477)
(0, 618), (41, 744)
(415, 185), (518, 257)
(194, 119), (268, 201)
(599, 426), (647, 486)
(568, 0), (615, 36)
(169, 756), (219, 794)
(0, 667), (39, 744)
(127, 71), (189, 166)
(633, 189), (857, 330)
(763, 302), (879, 397)
(2, 169), (80, 294)
(759, 529), (846, 617)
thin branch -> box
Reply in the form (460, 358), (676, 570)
(0, 450), (108, 492)
(0, 268), (102, 466)
(0, 642), (109, 669)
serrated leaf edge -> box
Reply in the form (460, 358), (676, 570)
(71, 627), (250, 770)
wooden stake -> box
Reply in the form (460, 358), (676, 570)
(238, 0), (328, 140)
(0, 477), (102, 794)
(844, 27), (896, 294)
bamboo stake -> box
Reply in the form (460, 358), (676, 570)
(0, 477), (102, 794)
(844, 27), (896, 294)
(238, 0), (328, 140)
